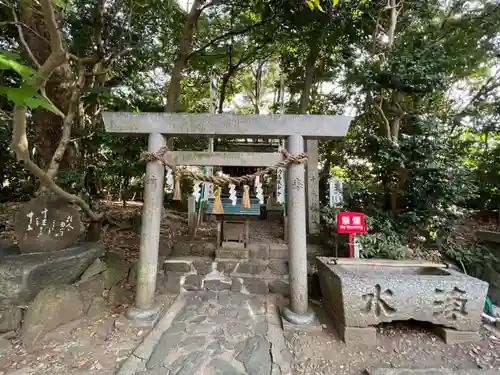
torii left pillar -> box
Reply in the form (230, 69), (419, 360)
(126, 132), (166, 326)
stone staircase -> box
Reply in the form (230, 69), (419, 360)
(162, 242), (291, 295)
(161, 241), (324, 296)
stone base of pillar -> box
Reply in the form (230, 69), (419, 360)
(125, 305), (164, 328)
(280, 306), (322, 333)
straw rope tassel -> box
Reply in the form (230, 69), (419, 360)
(212, 187), (224, 214)
(241, 185), (251, 209)
(173, 174), (181, 201)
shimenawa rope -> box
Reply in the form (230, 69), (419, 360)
(141, 147), (308, 185)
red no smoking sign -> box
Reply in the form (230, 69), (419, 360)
(337, 212), (366, 234)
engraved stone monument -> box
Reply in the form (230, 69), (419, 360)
(317, 257), (488, 346)
(14, 196), (84, 253)
(0, 196), (102, 305)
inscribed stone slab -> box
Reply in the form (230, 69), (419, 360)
(14, 196), (83, 253)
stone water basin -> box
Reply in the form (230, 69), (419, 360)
(316, 257), (488, 334)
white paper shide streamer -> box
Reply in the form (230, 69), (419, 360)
(276, 168), (285, 204)
(165, 168), (174, 192)
(229, 183), (237, 205)
(254, 176), (264, 204)
(192, 181), (202, 203)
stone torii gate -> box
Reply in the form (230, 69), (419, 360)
(102, 112), (352, 327)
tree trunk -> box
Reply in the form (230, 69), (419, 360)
(165, 0), (203, 113)
(19, 5), (74, 172)
(299, 41), (320, 113)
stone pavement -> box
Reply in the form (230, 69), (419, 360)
(117, 291), (292, 375)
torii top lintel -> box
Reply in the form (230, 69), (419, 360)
(102, 112), (352, 139)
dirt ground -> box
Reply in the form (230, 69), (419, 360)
(1, 201), (500, 375)
(286, 300), (500, 375)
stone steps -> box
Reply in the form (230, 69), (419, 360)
(162, 256), (290, 295)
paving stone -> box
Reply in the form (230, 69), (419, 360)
(232, 278), (269, 294)
(178, 335), (206, 351)
(186, 323), (215, 334)
(226, 321), (248, 340)
(164, 261), (192, 273)
(164, 322), (187, 335)
(217, 291), (247, 305)
(167, 350), (207, 375)
(205, 279), (231, 291)
(214, 331), (236, 350)
(217, 261), (238, 275)
(183, 275), (203, 291)
(235, 336), (272, 375)
(192, 259), (215, 275)
(207, 340), (223, 354)
(205, 358), (245, 375)
(146, 332), (183, 369)
(175, 308), (197, 322)
(136, 369), (168, 375)
(254, 321), (268, 335)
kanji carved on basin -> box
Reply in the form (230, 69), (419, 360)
(317, 257), (488, 345)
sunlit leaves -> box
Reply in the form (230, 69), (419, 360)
(0, 52), (34, 79)
(0, 86), (60, 114)
(305, 0), (340, 13)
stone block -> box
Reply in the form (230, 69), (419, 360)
(269, 280), (289, 297)
(269, 244), (288, 259)
(268, 260), (289, 275)
(248, 243), (270, 260)
(204, 279), (231, 291)
(0, 306), (22, 333)
(164, 272), (184, 294)
(0, 239), (20, 260)
(231, 277), (269, 294)
(434, 326), (481, 345)
(216, 247), (249, 260)
(217, 260), (238, 275)
(101, 252), (131, 289)
(21, 285), (84, 349)
(235, 261), (268, 275)
(183, 275), (203, 291)
(164, 260), (192, 273)
(339, 325), (376, 346)
(317, 257), (488, 339)
(0, 243), (104, 303)
(79, 258), (107, 282)
(192, 258), (215, 275)
(170, 240), (191, 257)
